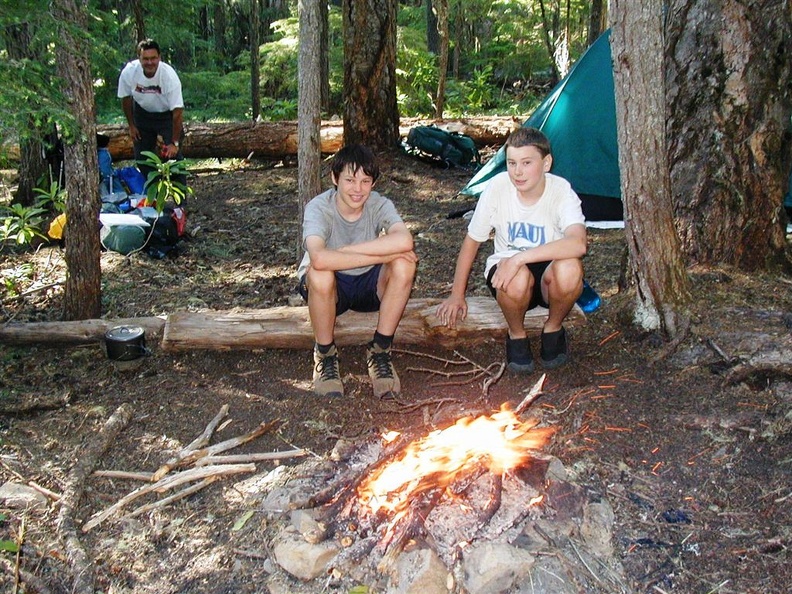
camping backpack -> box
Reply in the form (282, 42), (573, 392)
(404, 125), (481, 169)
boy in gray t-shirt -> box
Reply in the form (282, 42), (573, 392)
(298, 145), (417, 399)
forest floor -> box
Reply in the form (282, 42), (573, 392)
(1, 150), (791, 594)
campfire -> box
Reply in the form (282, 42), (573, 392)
(253, 375), (625, 592)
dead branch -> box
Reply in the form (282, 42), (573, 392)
(183, 404), (230, 453)
(152, 419), (280, 481)
(194, 449), (307, 466)
(27, 481), (61, 502)
(57, 403), (134, 594)
(123, 477), (219, 520)
(82, 463), (255, 532)
(482, 362), (506, 395)
(93, 470), (155, 482)
(515, 374), (547, 414)
(0, 392), (72, 415)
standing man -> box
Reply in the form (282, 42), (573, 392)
(298, 144), (417, 399)
(117, 39), (185, 184)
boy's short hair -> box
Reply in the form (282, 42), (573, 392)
(330, 144), (380, 183)
(505, 127), (552, 158)
(137, 39), (161, 55)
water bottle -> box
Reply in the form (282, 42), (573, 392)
(577, 279), (601, 313)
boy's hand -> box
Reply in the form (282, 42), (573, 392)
(490, 254), (523, 291)
(437, 296), (467, 328)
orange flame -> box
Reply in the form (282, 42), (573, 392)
(357, 405), (555, 517)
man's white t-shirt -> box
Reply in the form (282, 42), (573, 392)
(117, 60), (184, 113)
(467, 171), (585, 278)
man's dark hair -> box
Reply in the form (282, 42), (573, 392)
(330, 144), (380, 183)
(136, 39), (161, 55)
(505, 127), (552, 158)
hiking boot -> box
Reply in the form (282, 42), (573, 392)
(540, 327), (569, 369)
(366, 342), (400, 399)
(506, 336), (535, 374)
(313, 345), (344, 397)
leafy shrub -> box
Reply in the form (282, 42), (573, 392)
(0, 203), (48, 248)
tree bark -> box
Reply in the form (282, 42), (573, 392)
(0, 299), (586, 350)
(52, 0), (103, 321)
(342, 0), (400, 149)
(611, 1), (691, 335)
(250, 0), (261, 119)
(666, 0), (792, 270)
(94, 116), (521, 161)
(298, 0), (323, 259)
(3, 22), (51, 207)
(433, 0), (449, 120)
(587, 0), (606, 47)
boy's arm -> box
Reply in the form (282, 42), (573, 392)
(437, 234), (482, 328)
(491, 223), (587, 291)
(305, 222), (416, 272)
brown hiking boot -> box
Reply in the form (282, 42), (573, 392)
(313, 344), (343, 397)
(366, 342), (400, 399)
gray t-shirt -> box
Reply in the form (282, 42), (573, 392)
(297, 188), (403, 278)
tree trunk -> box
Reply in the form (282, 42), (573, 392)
(250, 0), (261, 120)
(3, 22), (50, 207)
(213, 0), (228, 68)
(95, 116), (521, 161)
(319, 0), (330, 112)
(342, 0), (399, 149)
(587, 0), (606, 47)
(426, 0), (439, 55)
(611, 1), (691, 335)
(130, 0), (146, 42)
(298, 0), (323, 258)
(666, 0), (792, 270)
(433, 0), (449, 120)
(52, 0), (102, 321)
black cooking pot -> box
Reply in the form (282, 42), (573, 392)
(105, 325), (147, 361)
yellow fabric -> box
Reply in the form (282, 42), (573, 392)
(48, 213), (66, 239)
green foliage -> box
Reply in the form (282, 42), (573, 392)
(396, 27), (437, 117)
(137, 151), (193, 213)
(181, 70), (253, 122)
(1, 263), (34, 300)
(0, 203), (48, 248)
(33, 178), (67, 214)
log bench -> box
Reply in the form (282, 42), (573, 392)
(0, 297), (585, 350)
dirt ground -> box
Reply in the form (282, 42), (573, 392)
(1, 151), (791, 594)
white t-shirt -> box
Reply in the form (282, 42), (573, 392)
(467, 171), (585, 278)
(117, 60), (184, 113)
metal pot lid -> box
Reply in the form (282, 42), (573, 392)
(105, 325), (145, 341)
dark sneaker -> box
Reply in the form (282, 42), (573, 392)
(313, 345), (344, 397)
(366, 342), (400, 399)
(540, 327), (569, 369)
(506, 336), (534, 374)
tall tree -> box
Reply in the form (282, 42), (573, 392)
(341, 0), (399, 148)
(52, 0), (102, 321)
(666, 0), (792, 269)
(610, 1), (691, 335)
(587, 0), (606, 47)
(250, 0), (261, 119)
(298, 0), (322, 257)
(433, 0), (449, 119)
(3, 21), (52, 206)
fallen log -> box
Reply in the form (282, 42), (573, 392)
(161, 298), (585, 351)
(96, 116), (521, 161)
(0, 298), (585, 350)
(0, 316), (165, 346)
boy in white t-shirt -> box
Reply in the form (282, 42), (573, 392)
(437, 127), (587, 372)
(117, 39), (185, 184)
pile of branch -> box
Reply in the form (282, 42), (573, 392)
(82, 405), (307, 532)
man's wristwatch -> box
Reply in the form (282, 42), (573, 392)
(173, 141), (180, 148)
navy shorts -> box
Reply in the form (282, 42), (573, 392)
(486, 260), (551, 309)
(299, 265), (382, 316)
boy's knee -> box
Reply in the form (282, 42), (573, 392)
(306, 268), (336, 295)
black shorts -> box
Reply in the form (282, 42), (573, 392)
(299, 265), (382, 316)
(486, 260), (551, 309)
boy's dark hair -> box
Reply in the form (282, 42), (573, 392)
(330, 144), (380, 183)
(505, 127), (552, 158)
(137, 39), (161, 55)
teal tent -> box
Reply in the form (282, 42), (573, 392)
(461, 30), (622, 220)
